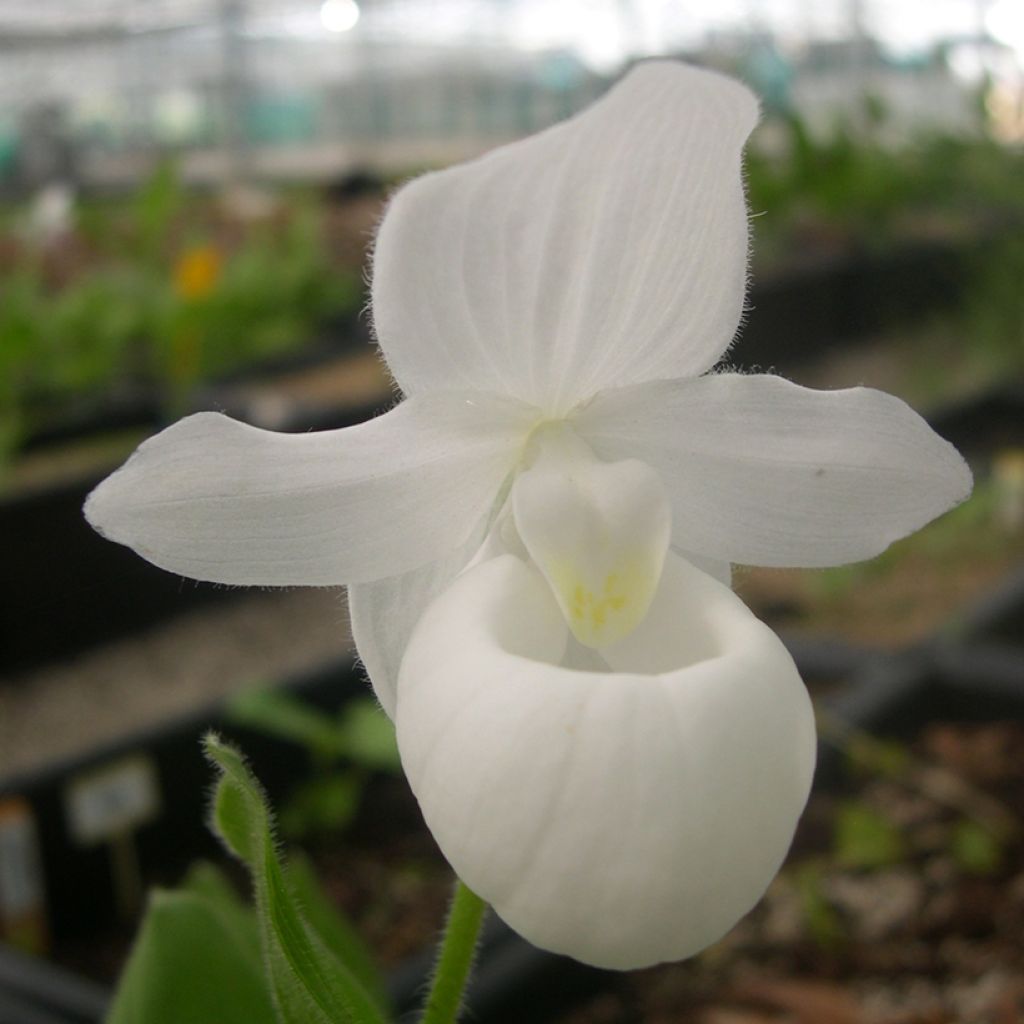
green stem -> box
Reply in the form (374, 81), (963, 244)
(420, 880), (488, 1024)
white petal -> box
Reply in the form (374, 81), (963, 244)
(676, 548), (732, 587)
(372, 61), (757, 415)
(348, 519), (489, 719)
(576, 374), (973, 568)
(396, 552), (815, 969)
(512, 427), (671, 647)
(85, 392), (536, 586)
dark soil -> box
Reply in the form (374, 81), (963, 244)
(307, 774), (451, 969)
(738, 527), (1024, 651)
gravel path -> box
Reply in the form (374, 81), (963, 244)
(1, 588), (353, 779)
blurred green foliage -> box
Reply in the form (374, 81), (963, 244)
(794, 861), (846, 949)
(4, 118), (1024, 476)
(226, 689), (401, 841)
(833, 801), (907, 869)
(844, 732), (911, 781)
(950, 818), (1003, 876)
(961, 233), (1024, 380)
(747, 105), (1024, 264)
(0, 162), (362, 471)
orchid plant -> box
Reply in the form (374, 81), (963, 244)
(86, 61), (970, 1019)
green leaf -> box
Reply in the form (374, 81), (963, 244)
(180, 861), (262, 959)
(106, 887), (275, 1024)
(181, 858), (242, 903)
(338, 702), (402, 773)
(203, 732), (389, 1024)
(833, 801), (906, 869)
(950, 819), (1003, 876)
(214, 770), (257, 863)
(188, 854), (390, 1014)
(287, 853), (391, 1016)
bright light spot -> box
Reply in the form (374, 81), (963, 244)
(947, 43), (987, 84)
(987, 80), (1024, 142)
(988, 0), (1024, 56)
(870, 0), (975, 57)
(512, 0), (627, 73)
(320, 0), (359, 33)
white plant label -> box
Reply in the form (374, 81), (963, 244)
(65, 755), (161, 846)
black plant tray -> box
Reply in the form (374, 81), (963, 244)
(17, 315), (373, 456)
(1, 362), (388, 676)
(737, 239), (975, 373)
(0, 472), (233, 676)
(0, 944), (108, 1024)
(800, 556), (1024, 818)
(19, 390), (162, 457)
(926, 384), (1024, 463)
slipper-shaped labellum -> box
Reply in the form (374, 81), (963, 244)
(85, 61), (971, 969)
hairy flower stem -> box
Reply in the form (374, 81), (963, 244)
(420, 879), (488, 1024)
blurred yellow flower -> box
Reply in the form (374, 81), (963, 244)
(174, 244), (222, 299)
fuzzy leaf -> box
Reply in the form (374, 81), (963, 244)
(287, 852), (391, 1016)
(204, 732), (389, 1024)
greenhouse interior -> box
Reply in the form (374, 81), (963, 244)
(1, 0), (1023, 1021)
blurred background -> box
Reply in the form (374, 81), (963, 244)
(1, 3), (1023, 1023)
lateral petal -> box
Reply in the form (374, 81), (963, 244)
(85, 392), (536, 586)
(576, 374), (973, 568)
(348, 518), (489, 719)
(372, 61), (757, 414)
(396, 552), (815, 969)
(676, 549), (732, 587)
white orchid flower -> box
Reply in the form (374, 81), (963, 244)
(86, 61), (970, 970)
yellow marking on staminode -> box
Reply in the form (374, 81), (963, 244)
(547, 560), (654, 647)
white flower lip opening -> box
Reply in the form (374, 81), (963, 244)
(396, 551), (817, 969)
(511, 423), (671, 649)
